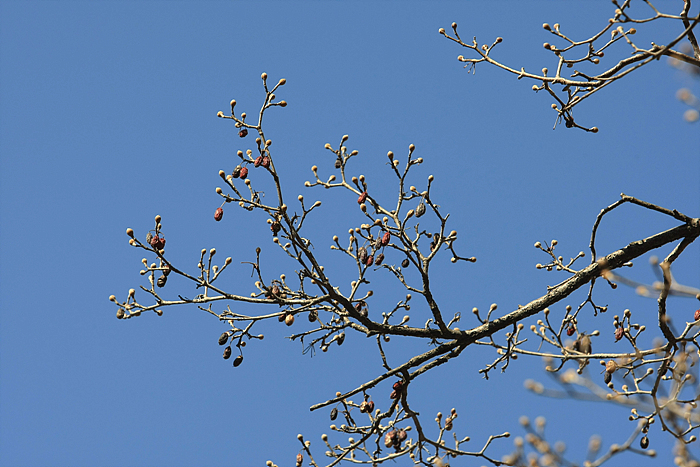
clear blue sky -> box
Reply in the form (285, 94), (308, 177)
(1, 2), (698, 466)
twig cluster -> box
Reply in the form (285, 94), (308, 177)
(111, 71), (700, 467)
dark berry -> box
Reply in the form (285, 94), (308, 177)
(375, 253), (385, 265)
(239, 129), (248, 138)
(156, 275), (167, 288)
(335, 158), (342, 169)
(330, 407), (338, 420)
(214, 207), (224, 221)
(401, 258), (410, 268)
(233, 355), (243, 367)
(640, 435), (649, 449)
(218, 332), (229, 345)
(223, 346), (232, 359)
(232, 165), (242, 178)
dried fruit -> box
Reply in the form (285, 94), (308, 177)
(401, 258), (410, 268)
(308, 310), (318, 322)
(381, 231), (391, 246)
(604, 371), (612, 384)
(358, 191), (368, 204)
(393, 380), (404, 391)
(296, 453), (303, 467)
(330, 407), (338, 420)
(218, 332), (229, 345)
(146, 232), (153, 245)
(335, 158), (342, 169)
(271, 221), (281, 235)
(163, 265), (171, 276)
(232, 165), (242, 178)
(366, 255), (374, 266)
(695, 309), (700, 321)
(239, 166), (249, 179)
(360, 400), (375, 413)
(223, 346), (232, 359)
(390, 390), (399, 399)
(566, 326), (575, 336)
(445, 416), (453, 430)
(614, 326), (624, 342)
(254, 155), (263, 167)
(384, 430), (396, 448)
(640, 435), (649, 449)
(285, 314), (295, 326)
(261, 156), (270, 168)
(375, 253), (385, 265)
(156, 275), (167, 288)
(358, 247), (368, 264)
(415, 200), (426, 218)
(150, 235), (166, 250)
(397, 429), (407, 442)
(214, 207), (224, 221)
(239, 129), (248, 138)
(233, 355), (243, 367)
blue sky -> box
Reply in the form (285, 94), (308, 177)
(1, 2), (699, 466)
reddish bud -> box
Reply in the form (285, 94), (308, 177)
(239, 166), (249, 179)
(239, 129), (248, 138)
(214, 207), (224, 221)
(358, 191), (368, 204)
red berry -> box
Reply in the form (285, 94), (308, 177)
(358, 191), (368, 204)
(695, 309), (700, 321)
(254, 155), (263, 167)
(261, 156), (270, 168)
(381, 231), (391, 246)
(214, 207), (224, 221)
(566, 326), (575, 336)
(150, 235), (166, 250)
(239, 166), (248, 179)
(390, 390), (398, 399)
(392, 381), (403, 390)
(239, 129), (248, 138)
(375, 253), (385, 265)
